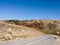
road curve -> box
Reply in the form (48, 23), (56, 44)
(0, 35), (59, 45)
(26, 35), (58, 45)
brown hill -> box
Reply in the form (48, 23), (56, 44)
(0, 22), (44, 41)
(3, 20), (60, 35)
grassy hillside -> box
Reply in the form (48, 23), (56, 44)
(2, 19), (60, 36)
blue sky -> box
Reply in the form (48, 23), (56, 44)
(0, 0), (60, 20)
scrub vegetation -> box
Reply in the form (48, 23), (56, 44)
(2, 19), (60, 36)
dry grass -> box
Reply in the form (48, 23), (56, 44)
(0, 22), (44, 41)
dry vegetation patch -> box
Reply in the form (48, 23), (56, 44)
(0, 22), (44, 41)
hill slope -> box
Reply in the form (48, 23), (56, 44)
(3, 20), (60, 35)
(0, 22), (44, 41)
